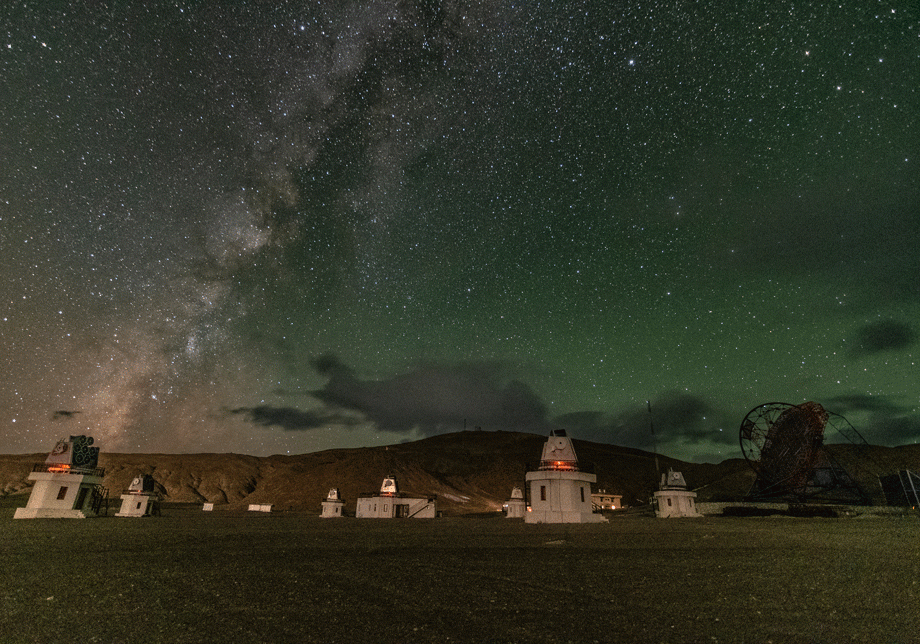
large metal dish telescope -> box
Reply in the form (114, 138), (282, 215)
(739, 401), (871, 503)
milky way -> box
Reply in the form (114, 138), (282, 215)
(2, 2), (918, 461)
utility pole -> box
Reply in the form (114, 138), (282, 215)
(648, 400), (660, 482)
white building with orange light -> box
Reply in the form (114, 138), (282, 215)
(355, 476), (437, 518)
(14, 435), (107, 519)
(525, 430), (607, 523)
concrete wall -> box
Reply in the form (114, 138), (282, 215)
(407, 498), (437, 518)
(525, 470), (606, 523)
(115, 493), (158, 517)
(355, 495), (436, 518)
(14, 471), (103, 519)
(320, 500), (345, 518)
(654, 489), (701, 518)
(694, 502), (914, 517)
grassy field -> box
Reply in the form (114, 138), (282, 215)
(1, 501), (918, 644)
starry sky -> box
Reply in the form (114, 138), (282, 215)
(2, 1), (918, 462)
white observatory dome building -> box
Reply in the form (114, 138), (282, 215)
(525, 430), (607, 523)
(653, 469), (702, 518)
(320, 487), (345, 518)
(504, 486), (526, 518)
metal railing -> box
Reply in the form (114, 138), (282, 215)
(525, 461), (596, 474)
(30, 463), (105, 477)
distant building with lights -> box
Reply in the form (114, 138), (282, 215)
(355, 476), (437, 518)
(525, 430), (607, 523)
(592, 490), (623, 511)
(14, 435), (108, 519)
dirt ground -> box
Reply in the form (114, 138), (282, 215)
(1, 504), (918, 643)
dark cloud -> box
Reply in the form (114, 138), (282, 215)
(52, 411), (81, 420)
(230, 361), (920, 460)
(235, 359), (738, 450)
(238, 369), (744, 459)
(553, 409), (647, 448)
(227, 405), (360, 432)
(309, 353), (354, 378)
(822, 394), (920, 447)
(826, 393), (911, 416)
(861, 413), (920, 447)
(850, 320), (915, 357)
(651, 392), (718, 437)
(310, 356), (550, 435)
(555, 392), (737, 452)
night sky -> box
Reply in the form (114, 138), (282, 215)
(3, 2), (918, 462)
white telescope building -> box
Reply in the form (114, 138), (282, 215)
(320, 487), (345, 518)
(504, 486), (526, 518)
(115, 474), (161, 518)
(525, 430), (606, 524)
(14, 435), (107, 519)
(355, 476), (437, 519)
(653, 469), (702, 518)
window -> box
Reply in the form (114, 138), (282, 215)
(540, 486), (546, 501)
(580, 487), (585, 503)
(57, 486), (68, 500)
(667, 498), (672, 506)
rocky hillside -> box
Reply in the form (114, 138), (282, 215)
(2, 430), (918, 514)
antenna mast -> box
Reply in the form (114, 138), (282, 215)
(648, 400), (660, 479)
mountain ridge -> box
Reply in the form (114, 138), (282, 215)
(3, 430), (918, 514)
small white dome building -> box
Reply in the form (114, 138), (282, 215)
(504, 486), (526, 518)
(115, 474), (161, 518)
(320, 487), (345, 518)
(525, 430), (607, 524)
(653, 470), (702, 518)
